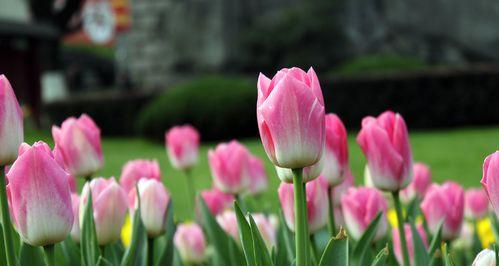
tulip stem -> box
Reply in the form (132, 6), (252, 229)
(0, 166), (16, 266)
(184, 170), (196, 212)
(292, 168), (307, 266)
(392, 191), (410, 266)
(43, 244), (56, 266)
(327, 186), (336, 236)
(148, 237), (154, 266)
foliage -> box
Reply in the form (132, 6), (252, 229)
(329, 54), (427, 77)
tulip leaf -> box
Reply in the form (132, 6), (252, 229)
(0, 223), (6, 266)
(274, 223), (290, 266)
(370, 245), (389, 266)
(60, 236), (81, 266)
(441, 243), (455, 266)
(248, 214), (274, 266)
(199, 198), (232, 266)
(121, 186), (147, 266)
(234, 201), (256, 266)
(490, 214), (499, 243)
(103, 243), (124, 266)
(18, 242), (44, 266)
(352, 212), (382, 266)
(409, 222), (430, 266)
(319, 228), (349, 266)
(81, 189), (101, 266)
(428, 221), (443, 259)
(157, 201), (176, 266)
(278, 211), (295, 261)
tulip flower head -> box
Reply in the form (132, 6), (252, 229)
(257, 67), (325, 169)
(331, 169), (355, 207)
(465, 188), (490, 220)
(472, 249), (496, 266)
(392, 224), (428, 265)
(275, 154), (324, 183)
(247, 156), (268, 195)
(174, 223), (206, 264)
(52, 114), (103, 178)
(0, 74), (23, 165)
(119, 159), (161, 193)
(321, 114), (349, 186)
(216, 210), (239, 243)
(481, 151), (499, 218)
(400, 162), (431, 203)
(70, 193), (81, 243)
(357, 111), (413, 191)
(165, 125), (200, 170)
(6, 141), (73, 246)
(199, 188), (234, 216)
(421, 181), (464, 240)
(252, 213), (277, 250)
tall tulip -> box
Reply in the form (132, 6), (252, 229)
(208, 140), (251, 194)
(52, 114), (103, 178)
(247, 156), (268, 195)
(275, 155), (324, 183)
(465, 188), (490, 220)
(322, 114), (349, 186)
(80, 177), (128, 245)
(165, 125), (200, 170)
(472, 249), (496, 266)
(392, 224), (428, 266)
(129, 178), (170, 237)
(174, 223), (206, 265)
(70, 194), (81, 243)
(0, 74), (23, 166)
(400, 163), (431, 204)
(199, 188), (234, 216)
(421, 181), (464, 240)
(481, 151), (499, 218)
(6, 141), (73, 246)
(341, 187), (388, 241)
(119, 159), (161, 193)
(216, 210), (239, 243)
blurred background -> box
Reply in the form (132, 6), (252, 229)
(1, 0), (498, 217)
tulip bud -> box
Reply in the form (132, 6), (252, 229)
(421, 181), (464, 240)
(252, 213), (277, 250)
(6, 141), (73, 246)
(331, 169), (355, 207)
(165, 125), (200, 170)
(174, 223), (206, 265)
(199, 188), (234, 216)
(216, 210), (239, 243)
(129, 178), (170, 237)
(0, 75), (23, 165)
(481, 151), (499, 218)
(119, 159), (161, 193)
(357, 111), (413, 191)
(247, 156), (268, 195)
(278, 175), (328, 233)
(257, 67), (325, 169)
(80, 177), (128, 245)
(472, 249), (496, 266)
(400, 163), (431, 204)
(341, 187), (388, 241)
(465, 188), (490, 220)
(275, 154), (324, 183)
(70, 193), (81, 243)
(52, 114), (103, 177)
(392, 224), (428, 265)
(322, 114), (349, 186)
(208, 140), (251, 194)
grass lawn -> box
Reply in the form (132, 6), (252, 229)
(25, 126), (499, 220)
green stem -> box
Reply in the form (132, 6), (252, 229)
(184, 170), (196, 212)
(327, 186), (336, 236)
(43, 244), (56, 266)
(292, 168), (307, 266)
(0, 166), (16, 266)
(393, 191), (410, 266)
(148, 237), (154, 266)
(309, 234), (318, 265)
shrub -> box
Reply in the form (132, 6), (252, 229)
(329, 54), (427, 77)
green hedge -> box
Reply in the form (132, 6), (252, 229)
(136, 76), (258, 141)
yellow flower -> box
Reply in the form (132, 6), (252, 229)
(121, 215), (132, 247)
(388, 209), (398, 228)
(477, 218), (495, 248)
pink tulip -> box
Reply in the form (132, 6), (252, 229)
(357, 111), (413, 191)
(421, 181), (464, 240)
(174, 223), (206, 264)
(472, 249), (496, 266)
(322, 114), (349, 186)
(119, 159), (161, 193)
(331, 169), (355, 207)
(252, 213), (277, 250)
(392, 224), (428, 265)
(165, 125), (200, 170)
(129, 178), (170, 237)
(400, 163), (432, 203)
(0, 75), (23, 165)
(80, 177), (128, 245)
(257, 67), (325, 169)
(465, 188), (490, 220)
(278, 175), (329, 233)
(70, 193), (81, 243)
(216, 210), (239, 243)
(481, 151), (499, 218)
(341, 187), (388, 241)
(6, 141), (73, 246)
(247, 156), (268, 195)
(199, 188), (234, 216)
(52, 114), (103, 177)
(275, 155), (324, 183)
(208, 140), (251, 194)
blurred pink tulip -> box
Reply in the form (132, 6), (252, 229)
(252, 213), (277, 250)
(174, 223), (206, 264)
(322, 114), (349, 186)
(199, 188), (234, 216)
(216, 210), (239, 243)
(472, 249), (496, 266)
(6, 141), (73, 246)
(392, 224), (428, 265)
(341, 187), (388, 241)
(357, 111), (413, 191)
(165, 125), (200, 170)
(247, 156), (268, 195)
(400, 163), (431, 203)
(0, 74), (23, 165)
(275, 155), (324, 183)
(331, 169), (355, 207)
(481, 151), (499, 218)
(257, 67), (325, 169)
(129, 178), (170, 237)
(52, 114), (103, 177)
(70, 193), (81, 243)
(278, 175), (328, 233)
(465, 188), (490, 220)
(119, 159), (161, 193)
(80, 177), (128, 245)
(208, 140), (251, 194)
(421, 181), (464, 240)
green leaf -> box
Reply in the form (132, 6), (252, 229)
(319, 228), (349, 266)
(490, 214), (499, 244)
(103, 243), (124, 266)
(371, 245), (389, 266)
(441, 243), (454, 266)
(121, 185), (147, 266)
(81, 189), (101, 266)
(157, 201), (176, 266)
(428, 221), (443, 259)
(274, 223), (290, 266)
(409, 222), (430, 266)
(234, 201), (256, 266)
(0, 223), (6, 266)
(248, 214), (274, 266)
(278, 211), (295, 261)
(60, 236), (81, 266)
(199, 198), (231, 266)
(352, 212), (382, 266)
(18, 242), (44, 266)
